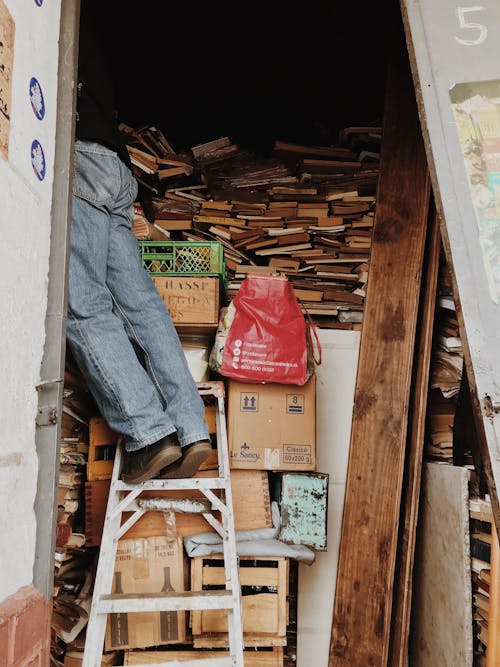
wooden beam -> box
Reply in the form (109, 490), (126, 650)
(409, 464), (473, 665)
(487, 522), (500, 667)
(388, 205), (440, 666)
(329, 56), (431, 665)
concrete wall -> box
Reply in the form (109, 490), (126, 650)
(0, 0), (61, 601)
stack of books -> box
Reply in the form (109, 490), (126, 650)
(429, 309), (464, 400)
(469, 495), (493, 663)
(425, 307), (464, 463)
(119, 123), (382, 328)
(119, 123), (197, 195)
(51, 361), (96, 663)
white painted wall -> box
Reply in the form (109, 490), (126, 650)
(297, 329), (360, 667)
(0, 0), (61, 600)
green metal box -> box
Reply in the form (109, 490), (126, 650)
(276, 472), (329, 551)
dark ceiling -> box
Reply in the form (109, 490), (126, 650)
(98, 0), (402, 153)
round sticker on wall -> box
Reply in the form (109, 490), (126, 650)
(29, 78), (45, 120)
(34, 0), (44, 6)
(31, 140), (46, 181)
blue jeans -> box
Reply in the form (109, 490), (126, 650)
(66, 140), (209, 451)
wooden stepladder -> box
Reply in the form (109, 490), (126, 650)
(82, 381), (244, 667)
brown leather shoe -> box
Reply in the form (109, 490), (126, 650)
(158, 440), (212, 479)
(121, 435), (182, 484)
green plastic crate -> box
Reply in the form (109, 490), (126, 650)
(139, 240), (227, 282)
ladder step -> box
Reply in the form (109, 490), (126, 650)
(116, 658), (234, 667)
(114, 478), (227, 492)
(98, 590), (235, 614)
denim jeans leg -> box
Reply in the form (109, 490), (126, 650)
(66, 142), (177, 449)
(106, 160), (209, 448)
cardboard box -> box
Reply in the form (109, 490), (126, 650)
(228, 375), (316, 471)
(105, 536), (187, 651)
(152, 276), (220, 331)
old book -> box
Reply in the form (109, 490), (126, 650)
(325, 190), (359, 201)
(293, 288), (323, 302)
(208, 225), (232, 241)
(471, 539), (491, 563)
(269, 186), (318, 195)
(58, 466), (84, 487)
(201, 201), (233, 211)
(269, 257), (301, 271)
(157, 165), (193, 180)
(301, 158), (362, 173)
(278, 233), (310, 245)
(157, 153), (194, 168)
(245, 239), (279, 251)
(316, 271), (359, 281)
(199, 208), (232, 218)
(332, 202), (371, 215)
(473, 592), (490, 614)
(297, 202), (329, 210)
(323, 290), (364, 305)
(233, 235), (262, 249)
(246, 220), (284, 228)
(235, 265), (277, 275)
(267, 226), (305, 236)
(255, 243), (312, 256)
(299, 305), (338, 316)
(193, 215), (246, 227)
(273, 140), (358, 161)
(154, 219), (192, 231)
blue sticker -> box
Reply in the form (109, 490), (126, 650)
(34, 0), (44, 6)
(31, 140), (46, 181)
(29, 77), (45, 120)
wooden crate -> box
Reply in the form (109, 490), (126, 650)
(152, 276), (220, 331)
(124, 647), (284, 665)
(122, 469), (271, 540)
(191, 556), (288, 647)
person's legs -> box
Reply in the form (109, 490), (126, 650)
(67, 140), (210, 480)
(106, 158), (209, 449)
(66, 141), (178, 449)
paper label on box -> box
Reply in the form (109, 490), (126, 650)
(264, 448), (280, 469)
(286, 393), (305, 414)
(283, 444), (312, 465)
(240, 392), (259, 412)
(231, 441), (261, 464)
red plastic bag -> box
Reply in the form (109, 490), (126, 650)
(220, 274), (308, 385)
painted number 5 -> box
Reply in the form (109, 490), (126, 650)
(455, 6), (487, 45)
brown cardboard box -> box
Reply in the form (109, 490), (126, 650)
(105, 536), (187, 651)
(152, 276), (220, 331)
(228, 375), (316, 471)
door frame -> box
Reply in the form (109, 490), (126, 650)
(33, 0), (79, 598)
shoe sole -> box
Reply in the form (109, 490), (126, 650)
(122, 445), (182, 484)
(160, 443), (212, 479)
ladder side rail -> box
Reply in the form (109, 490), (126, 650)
(215, 390), (244, 665)
(83, 444), (125, 667)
